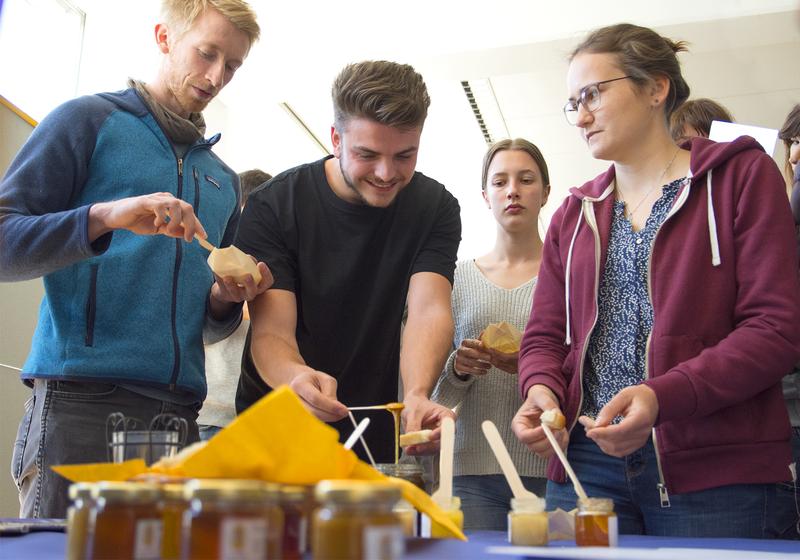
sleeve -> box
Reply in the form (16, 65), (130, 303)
(645, 153), (800, 422)
(431, 348), (476, 409)
(791, 165), (800, 226)
(518, 200), (573, 404)
(234, 185), (297, 293)
(410, 188), (461, 285)
(0, 97), (112, 281)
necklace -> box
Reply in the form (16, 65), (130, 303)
(619, 146), (681, 220)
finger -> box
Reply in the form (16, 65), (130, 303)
(404, 441), (440, 456)
(296, 385), (347, 421)
(578, 415), (596, 429)
(256, 263), (274, 291)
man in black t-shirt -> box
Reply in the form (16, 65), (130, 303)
(235, 60), (461, 463)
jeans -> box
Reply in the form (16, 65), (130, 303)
(198, 424), (223, 442)
(546, 428), (789, 538)
(454, 474), (547, 530)
(11, 379), (200, 518)
(774, 426), (800, 539)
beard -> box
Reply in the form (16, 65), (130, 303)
(338, 157), (370, 206)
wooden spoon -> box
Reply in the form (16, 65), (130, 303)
(431, 416), (455, 508)
(481, 420), (543, 505)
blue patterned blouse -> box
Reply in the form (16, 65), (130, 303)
(580, 178), (686, 420)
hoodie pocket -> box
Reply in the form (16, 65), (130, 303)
(85, 264), (98, 347)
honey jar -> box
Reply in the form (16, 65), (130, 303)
(421, 496), (463, 538)
(279, 485), (315, 560)
(66, 482), (94, 560)
(160, 483), (187, 560)
(183, 479), (284, 560)
(575, 497), (618, 546)
(376, 463), (425, 536)
(312, 480), (404, 559)
(507, 497), (548, 546)
(87, 481), (163, 560)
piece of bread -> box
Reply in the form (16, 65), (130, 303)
(399, 429), (433, 447)
(540, 409), (566, 430)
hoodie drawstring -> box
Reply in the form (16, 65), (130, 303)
(706, 170), (721, 267)
(564, 202), (585, 346)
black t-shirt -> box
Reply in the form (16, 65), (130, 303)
(235, 156), (461, 463)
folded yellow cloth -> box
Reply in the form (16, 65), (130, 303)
(52, 386), (466, 540)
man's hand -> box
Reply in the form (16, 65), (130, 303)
(211, 259), (274, 304)
(89, 193), (206, 242)
(453, 339), (492, 376)
(401, 393), (456, 456)
(512, 384), (568, 458)
(487, 348), (518, 375)
(581, 384), (659, 457)
(288, 369), (349, 423)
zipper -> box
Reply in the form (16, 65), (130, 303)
(569, 199), (603, 433)
(644, 177), (692, 508)
(168, 158), (185, 390)
(85, 264), (98, 346)
(193, 167), (201, 214)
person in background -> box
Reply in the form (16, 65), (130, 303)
(2, 0), (270, 518)
(512, 23), (800, 537)
(432, 138), (549, 530)
(198, 168), (272, 442)
(776, 103), (800, 539)
(235, 61), (461, 463)
(669, 97), (734, 144)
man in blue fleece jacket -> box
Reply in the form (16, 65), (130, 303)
(0, 0), (270, 518)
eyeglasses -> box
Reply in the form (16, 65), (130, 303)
(562, 76), (632, 126)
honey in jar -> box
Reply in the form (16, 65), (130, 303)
(183, 479), (284, 559)
(312, 479), (404, 560)
(66, 482), (94, 560)
(87, 481), (163, 560)
(376, 463), (425, 537)
(279, 485), (315, 560)
(575, 497), (618, 546)
(160, 483), (187, 560)
(421, 496), (463, 538)
(507, 497), (548, 546)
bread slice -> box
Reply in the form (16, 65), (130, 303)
(399, 429), (433, 447)
(540, 409), (566, 430)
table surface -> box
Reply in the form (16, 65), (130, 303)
(2, 528), (799, 560)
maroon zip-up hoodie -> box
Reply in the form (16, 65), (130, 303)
(519, 136), (800, 496)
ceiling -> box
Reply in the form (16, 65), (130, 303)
(26, 0), (800, 256)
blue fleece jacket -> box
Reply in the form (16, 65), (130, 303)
(0, 88), (241, 399)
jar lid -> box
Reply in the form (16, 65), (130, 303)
(162, 482), (186, 501)
(91, 481), (161, 503)
(185, 479), (280, 502)
(577, 497), (614, 513)
(279, 484), (312, 503)
(375, 463), (424, 477)
(510, 496), (545, 513)
(315, 480), (401, 504)
(68, 482), (94, 501)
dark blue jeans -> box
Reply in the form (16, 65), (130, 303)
(546, 428), (790, 538)
(11, 380), (199, 518)
(774, 426), (800, 539)
(454, 474), (547, 530)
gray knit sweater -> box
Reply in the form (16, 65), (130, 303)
(432, 259), (547, 478)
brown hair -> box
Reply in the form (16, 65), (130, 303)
(238, 169), (272, 202)
(161, 0), (260, 47)
(481, 138), (550, 193)
(570, 23), (690, 119)
(332, 61), (430, 130)
(670, 98), (733, 141)
(778, 104), (800, 181)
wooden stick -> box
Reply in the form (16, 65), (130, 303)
(194, 233), (216, 252)
(541, 423), (588, 501)
(347, 411), (376, 467)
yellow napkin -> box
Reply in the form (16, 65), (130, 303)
(53, 386), (466, 540)
(480, 321), (522, 354)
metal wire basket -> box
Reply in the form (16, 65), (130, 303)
(106, 412), (188, 465)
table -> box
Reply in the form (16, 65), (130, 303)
(2, 528), (799, 559)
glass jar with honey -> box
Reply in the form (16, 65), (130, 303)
(312, 480), (404, 560)
(160, 482), (187, 560)
(66, 482), (94, 560)
(575, 497), (617, 546)
(376, 463), (424, 537)
(183, 479), (283, 560)
(507, 497), (548, 546)
(87, 481), (163, 560)
(421, 496), (463, 538)
(279, 485), (316, 560)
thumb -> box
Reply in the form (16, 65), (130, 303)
(595, 391), (629, 427)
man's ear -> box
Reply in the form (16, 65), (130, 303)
(331, 125), (342, 158)
(155, 23), (170, 54)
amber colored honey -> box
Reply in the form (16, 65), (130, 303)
(90, 503), (162, 560)
(576, 512), (613, 546)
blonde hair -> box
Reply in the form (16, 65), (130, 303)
(161, 0), (260, 47)
(481, 138), (550, 193)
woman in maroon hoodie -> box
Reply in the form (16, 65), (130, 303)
(512, 23), (800, 537)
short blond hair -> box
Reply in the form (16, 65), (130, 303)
(161, 0), (260, 47)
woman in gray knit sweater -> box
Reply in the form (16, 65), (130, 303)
(431, 138), (551, 530)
